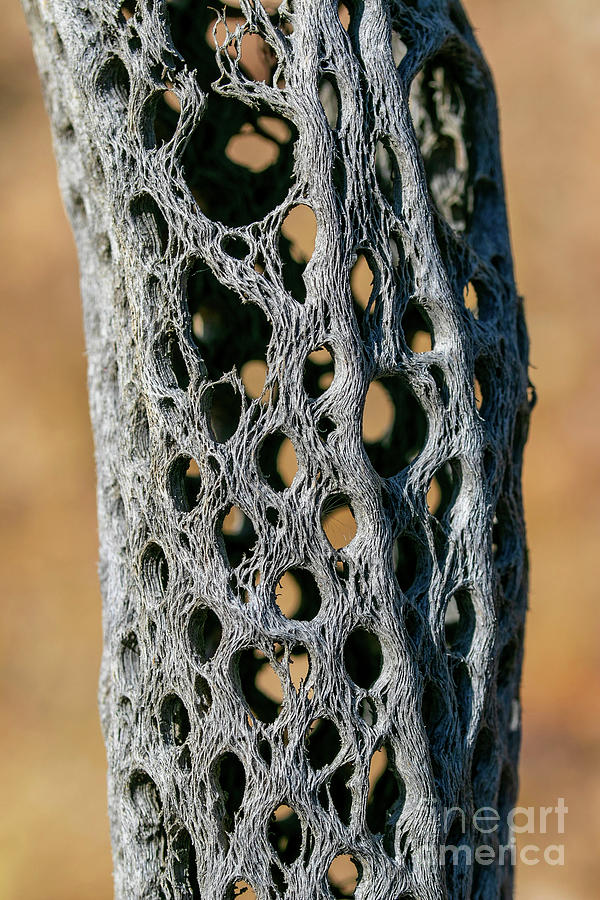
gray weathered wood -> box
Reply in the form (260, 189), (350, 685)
(22, 1), (532, 897)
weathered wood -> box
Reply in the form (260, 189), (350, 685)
(22, 1), (532, 897)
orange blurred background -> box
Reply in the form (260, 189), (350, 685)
(1, 1), (598, 897)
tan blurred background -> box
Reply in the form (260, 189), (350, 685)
(1, 0), (598, 897)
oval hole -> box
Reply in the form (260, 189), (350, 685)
(161, 331), (189, 390)
(209, 382), (242, 442)
(258, 431), (298, 491)
(327, 853), (361, 898)
(391, 31), (407, 66)
(375, 139), (401, 211)
(498, 633), (521, 692)
(169, 455), (201, 512)
(474, 377), (484, 411)
(403, 603), (425, 651)
(328, 762), (354, 826)
(131, 397), (147, 453)
(343, 627), (383, 689)
(159, 693), (190, 746)
(427, 459), (461, 520)
(186, 260), (271, 382)
(238, 647), (283, 723)
(118, 2), (136, 22)
(120, 632), (140, 688)
(363, 380), (395, 444)
(166, 0), (295, 227)
(452, 659), (473, 737)
(97, 55), (130, 108)
(214, 751), (246, 832)
(129, 769), (162, 824)
(178, 746), (192, 774)
(350, 252), (376, 312)
(304, 346), (335, 399)
(258, 739), (272, 766)
(321, 495), (357, 550)
(393, 532), (420, 593)
(338, 3), (351, 30)
(194, 674), (212, 715)
(221, 234), (250, 259)
(367, 743), (405, 852)
(319, 76), (340, 130)
(241, 359), (268, 398)
(305, 718), (341, 770)
(289, 644), (310, 693)
(129, 192), (168, 258)
(363, 375), (427, 477)
(171, 826), (200, 896)
(188, 606), (222, 663)
(150, 87), (180, 147)
(358, 697), (377, 726)
(221, 505), (258, 568)
(140, 542), (169, 601)
(280, 205), (317, 302)
(444, 589), (476, 655)
(268, 805), (302, 865)
(317, 416), (336, 441)
(402, 301), (433, 353)
(274, 568), (321, 621)
(281, 204), (317, 264)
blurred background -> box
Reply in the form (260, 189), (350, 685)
(1, 0), (598, 897)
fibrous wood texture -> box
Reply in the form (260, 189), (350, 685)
(23, 1), (532, 898)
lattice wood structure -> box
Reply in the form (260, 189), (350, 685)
(24, 1), (532, 897)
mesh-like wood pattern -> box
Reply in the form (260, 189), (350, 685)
(23, 1), (532, 897)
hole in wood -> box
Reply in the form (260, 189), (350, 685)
(321, 494), (357, 550)
(375, 138), (401, 211)
(427, 459), (461, 520)
(169, 455), (201, 512)
(350, 251), (377, 312)
(129, 192), (168, 258)
(402, 301), (433, 353)
(221, 505), (258, 569)
(269, 804), (302, 865)
(327, 853), (361, 898)
(274, 568), (321, 621)
(194, 674), (212, 715)
(209, 382), (242, 443)
(188, 606), (222, 663)
(159, 693), (191, 746)
(304, 345), (335, 399)
(140, 542), (169, 601)
(363, 380), (395, 443)
(318, 76), (340, 129)
(362, 375), (427, 477)
(367, 742), (405, 853)
(343, 627), (383, 689)
(305, 717), (341, 771)
(280, 204), (317, 302)
(444, 589), (476, 655)
(288, 644), (310, 693)
(228, 880), (257, 899)
(258, 431), (298, 491)
(214, 751), (246, 832)
(238, 647), (283, 724)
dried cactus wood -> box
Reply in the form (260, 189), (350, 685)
(23, 0), (533, 897)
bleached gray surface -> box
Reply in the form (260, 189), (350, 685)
(23, 1), (532, 897)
